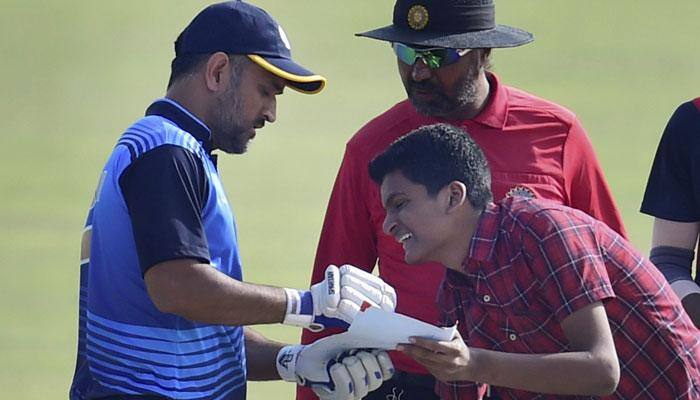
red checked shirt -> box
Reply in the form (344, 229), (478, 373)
(300, 73), (627, 400)
(437, 197), (700, 400)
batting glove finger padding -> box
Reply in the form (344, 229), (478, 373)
(276, 338), (394, 400)
(283, 264), (397, 331)
(356, 351), (383, 392)
(343, 355), (369, 399)
(339, 283), (384, 314)
(316, 363), (355, 400)
(373, 350), (395, 379)
(338, 265), (397, 312)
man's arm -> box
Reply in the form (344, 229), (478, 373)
(563, 119), (628, 238)
(640, 100), (700, 327)
(122, 146), (395, 331)
(652, 218), (700, 249)
(145, 258), (287, 326)
(401, 301), (620, 396)
(650, 218), (700, 327)
(145, 259), (396, 329)
(245, 327), (285, 381)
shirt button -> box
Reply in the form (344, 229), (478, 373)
(509, 333), (517, 341)
(482, 294), (491, 303)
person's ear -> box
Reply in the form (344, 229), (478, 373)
(478, 48), (491, 71)
(203, 52), (232, 92)
(445, 181), (468, 213)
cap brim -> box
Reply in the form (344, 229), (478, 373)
(248, 55), (326, 94)
(356, 24), (533, 49)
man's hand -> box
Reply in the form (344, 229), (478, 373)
(311, 350), (393, 400)
(398, 330), (471, 382)
(276, 339), (394, 400)
(283, 264), (397, 331)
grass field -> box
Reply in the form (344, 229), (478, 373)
(1, 1), (699, 398)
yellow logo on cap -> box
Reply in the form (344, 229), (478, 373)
(407, 5), (429, 31)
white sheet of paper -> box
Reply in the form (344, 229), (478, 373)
(297, 308), (457, 383)
(348, 307), (456, 349)
(302, 307), (457, 382)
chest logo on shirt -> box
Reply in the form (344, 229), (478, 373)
(506, 185), (536, 199)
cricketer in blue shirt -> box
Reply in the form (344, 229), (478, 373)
(69, 2), (398, 400)
(72, 98), (247, 399)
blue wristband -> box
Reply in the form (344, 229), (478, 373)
(298, 290), (314, 316)
(300, 289), (349, 331)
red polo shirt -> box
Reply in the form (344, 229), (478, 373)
(299, 73), (626, 399)
(437, 197), (700, 399)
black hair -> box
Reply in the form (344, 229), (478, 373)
(167, 53), (211, 89)
(368, 123), (493, 210)
(166, 53), (248, 89)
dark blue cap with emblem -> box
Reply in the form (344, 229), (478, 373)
(176, 1), (325, 94)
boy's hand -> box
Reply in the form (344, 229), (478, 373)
(398, 330), (471, 382)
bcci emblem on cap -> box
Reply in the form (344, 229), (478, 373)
(407, 5), (429, 30)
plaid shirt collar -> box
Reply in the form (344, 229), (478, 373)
(463, 202), (501, 271)
(443, 203), (501, 288)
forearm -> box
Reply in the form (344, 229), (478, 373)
(650, 218), (700, 326)
(244, 327), (286, 381)
(651, 218), (700, 249)
(145, 259), (287, 326)
(466, 348), (618, 396)
(651, 246), (700, 325)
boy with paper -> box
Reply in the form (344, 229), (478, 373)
(368, 123), (700, 399)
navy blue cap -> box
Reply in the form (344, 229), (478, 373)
(175, 1), (326, 94)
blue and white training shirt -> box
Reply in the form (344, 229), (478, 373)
(71, 98), (247, 399)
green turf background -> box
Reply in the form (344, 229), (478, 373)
(1, 1), (698, 398)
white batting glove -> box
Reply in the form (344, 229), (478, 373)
(314, 350), (393, 400)
(283, 264), (397, 331)
(276, 340), (394, 400)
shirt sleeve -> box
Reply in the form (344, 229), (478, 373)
(119, 144), (211, 274)
(641, 100), (700, 222)
(297, 142), (379, 400)
(521, 210), (616, 323)
(562, 118), (628, 238)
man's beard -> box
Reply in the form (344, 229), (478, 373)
(406, 67), (480, 118)
(211, 84), (251, 154)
